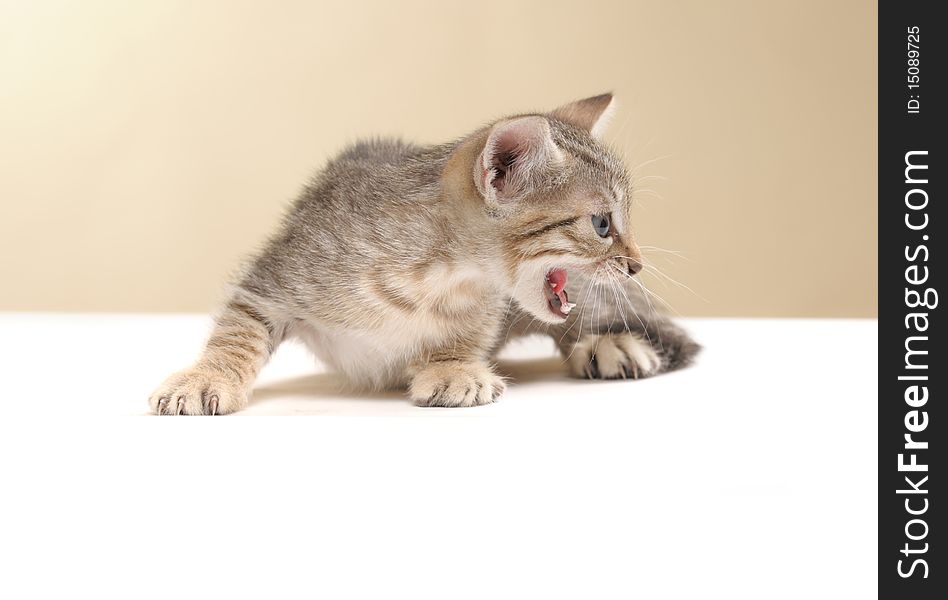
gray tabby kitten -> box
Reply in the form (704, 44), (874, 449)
(150, 93), (699, 415)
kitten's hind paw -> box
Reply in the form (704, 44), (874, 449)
(149, 367), (247, 415)
(410, 361), (506, 408)
(567, 332), (661, 380)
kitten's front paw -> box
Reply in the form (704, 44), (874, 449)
(410, 361), (506, 407)
(149, 367), (247, 415)
(567, 332), (661, 380)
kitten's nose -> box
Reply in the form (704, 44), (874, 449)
(620, 242), (644, 276)
(626, 259), (643, 276)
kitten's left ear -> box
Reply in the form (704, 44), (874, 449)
(475, 116), (562, 205)
(550, 92), (615, 138)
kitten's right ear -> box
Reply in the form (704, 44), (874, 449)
(474, 116), (562, 205)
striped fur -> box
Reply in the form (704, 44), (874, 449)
(149, 94), (699, 415)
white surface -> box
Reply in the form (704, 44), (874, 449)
(0, 314), (877, 599)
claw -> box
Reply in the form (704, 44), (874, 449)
(589, 355), (601, 379)
(208, 394), (219, 416)
(157, 397), (169, 415)
(175, 395), (185, 415)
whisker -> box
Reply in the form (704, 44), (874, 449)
(637, 246), (691, 261)
(633, 175), (668, 183)
(637, 279), (678, 315)
(557, 276), (592, 345)
(561, 273), (597, 360)
(607, 264), (654, 345)
(630, 154), (673, 176)
(641, 264), (708, 304)
(608, 262), (677, 315)
(606, 268), (633, 336)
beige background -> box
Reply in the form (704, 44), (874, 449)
(0, 0), (876, 317)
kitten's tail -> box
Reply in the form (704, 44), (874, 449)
(654, 322), (702, 373)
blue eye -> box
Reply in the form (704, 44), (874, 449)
(591, 214), (611, 237)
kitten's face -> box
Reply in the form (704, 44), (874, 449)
(473, 94), (644, 324)
(503, 177), (642, 325)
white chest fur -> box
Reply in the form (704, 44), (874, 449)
(295, 261), (501, 389)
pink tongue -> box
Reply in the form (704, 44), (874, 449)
(547, 268), (567, 295)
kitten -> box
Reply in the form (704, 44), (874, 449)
(150, 93), (699, 415)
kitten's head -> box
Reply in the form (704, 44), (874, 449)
(472, 93), (643, 324)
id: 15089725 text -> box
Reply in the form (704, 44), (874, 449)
(906, 26), (921, 114)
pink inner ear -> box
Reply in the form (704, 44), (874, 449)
(492, 170), (506, 192)
(488, 127), (528, 193)
(490, 146), (518, 192)
(481, 116), (553, 199)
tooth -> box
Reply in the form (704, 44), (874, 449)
(561, 302), (576, 315)
(549, 280), (556, 289)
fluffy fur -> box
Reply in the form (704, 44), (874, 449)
(150, 93), (700, 415)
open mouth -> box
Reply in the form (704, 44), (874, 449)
(544, 268), (576, 319)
